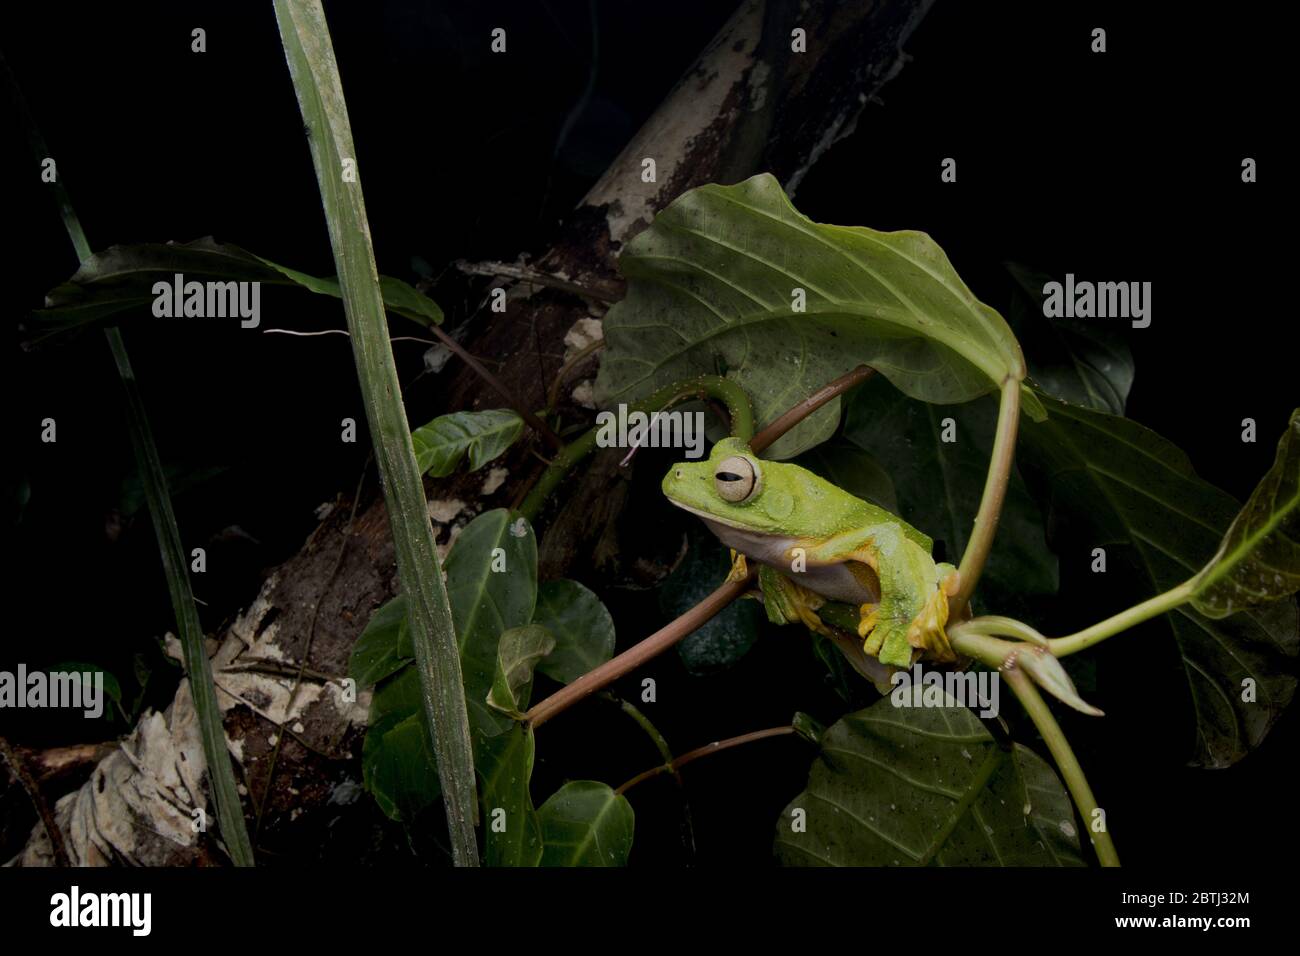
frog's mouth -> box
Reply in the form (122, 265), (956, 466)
(666, 498), (794, 560)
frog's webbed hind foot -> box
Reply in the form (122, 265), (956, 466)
(906, 584), (956, 662)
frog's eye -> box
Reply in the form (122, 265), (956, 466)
(714, 455), (757, 502)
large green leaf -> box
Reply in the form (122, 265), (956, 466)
(411, 409), (524, 478)
(479, 724), (543, 867)
(842, 376), (1058, 616)
(538, 781), (635, 867)
(595, 173), (1025, 459)
(446, 509), (538, 738)
(29, 237), (442, 339)
(776, 697), (1083, 866)
(359, 511), (538, 821)
(362, 708), (441, 823)
(1004, 263), (1133, 416)
(1191, 411), (1300, 617)
(1020, 393), (1299, 766)
(348, 594), (412, 688)
(487, 625), (556, 717)
(532, 580), (617, 685)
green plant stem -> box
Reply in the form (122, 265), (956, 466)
(1002, 668), (1120, 867)
(517, 374), (754, 522)
(274, 0), (478, 865)
(599, 693), (698, 859)
(4, 48), (256, 866)
(952, 379), (1021, 618)
(1048, 581), (1194, 657)
(954, 615), (1049, 647)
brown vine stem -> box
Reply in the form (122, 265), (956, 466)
(524, 571), (755, 728)
(749, 365), (876, 454)
(615, 726), (796, 795)
(951, 379), (1021, 618)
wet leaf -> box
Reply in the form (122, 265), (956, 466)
(479, 724), (542, 867)
(842, 376), (1058, 616)
(1191, 410), (1300, 617)
(487, 624), (555, 717)
(532, 580), (616, 685)
(1004, 263), (1133, 415)
(1020, 393), (1299, 766)
(538, 781), (635, 867)
(776, 696), (1083, 866)
(411, 409), (524, 478)
(596, 173), (1024, 459)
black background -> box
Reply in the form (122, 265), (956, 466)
(1, 0), (1294, 872)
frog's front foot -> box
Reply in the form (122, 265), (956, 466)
(940, 564), (961, 598)
(726, 549), (750, 583)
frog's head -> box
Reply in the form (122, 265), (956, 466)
(662, 437), (807, 535)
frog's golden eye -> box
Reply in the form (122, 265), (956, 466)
(715, 455), (757, 502)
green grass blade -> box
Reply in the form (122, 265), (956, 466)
(2, 49), (256, 865)
(272, 0), (480, 865)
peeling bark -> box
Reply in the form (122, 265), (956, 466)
(15, 0), (931, 866)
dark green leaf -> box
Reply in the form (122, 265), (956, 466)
(411, 409), (524, 478)
(538, 781), (635, 867)
(362, 710), (441, 823)
(776, 696), (1083, 866)
(487, 625), (556, 717)
(479, 724), (542, 867)
(842, 376), (1058, 615)
(1004, 263), (1133, 415)
(1192, 410), (1300, 616)
(1020, 392), (1299, 766)
(532, 580), (616, 684)
(446, 509), (538, 737)
(30, 237), (442, 340)
(595, 173), (1025, 459)
(348, 595), (412, 688)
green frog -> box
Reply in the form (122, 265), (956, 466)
(662, 437), (960, 668)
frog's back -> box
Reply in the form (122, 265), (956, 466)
(783, 463), (933, 552)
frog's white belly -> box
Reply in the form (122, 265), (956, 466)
(701, 518), (880, 605)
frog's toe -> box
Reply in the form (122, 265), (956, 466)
(856, 606), (878, 640)
(940, 567), (961, 597)
(907, 587), (957, 662)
